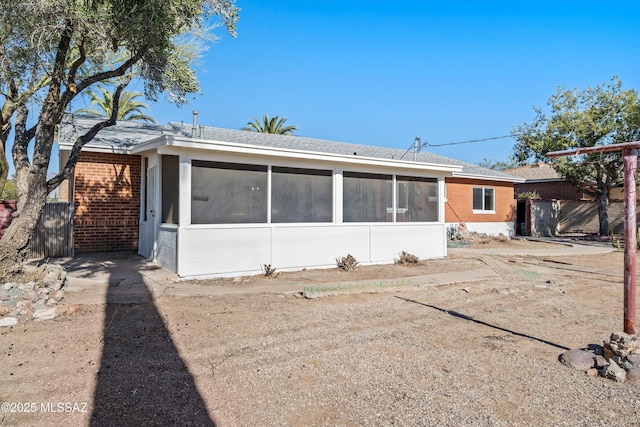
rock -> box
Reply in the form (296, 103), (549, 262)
(603, 358), (627, 382)
(0, 317), (18, 327)
(42, 264), (66, 290)
(33, 307), (58, 321)
(606, 332), (637, 358)
(58, 304), (82, 316)
(49, 289), (64, 302)
(2, 282), (18, 291)
(232, 277), (243, 285)
(559, 349), (595, 371)
(594, 354), (609, 369)
(586, 368), (599, 376)
(18, 282), (36, 292)
(0, 305), (9, 316)
(626, 367), (640, 385)
(13, 302), (33, 322)
(627, 354), (640, 366)
(0, 289), (10, 301)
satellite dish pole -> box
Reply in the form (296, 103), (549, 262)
(547, 141), (640, 335)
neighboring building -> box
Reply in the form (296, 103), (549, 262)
(506, 162), (592, 201)
(57, 115), (522, 278)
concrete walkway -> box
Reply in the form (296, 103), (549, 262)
(60, 238), (617, 305)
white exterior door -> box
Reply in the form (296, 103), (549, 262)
(139, 165), (156, 259)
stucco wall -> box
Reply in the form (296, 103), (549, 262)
(445, 178), (515, 224)
(72, 151), (141, 252)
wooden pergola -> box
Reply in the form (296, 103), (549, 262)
(547, 141), (640, 335)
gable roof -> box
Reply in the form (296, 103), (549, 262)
(505, 162), (563, 182)
(58, 114), (523, 182)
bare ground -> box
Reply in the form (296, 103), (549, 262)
(2, 238), (640, 426)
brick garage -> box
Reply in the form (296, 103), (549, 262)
(72, 151), (141, 253)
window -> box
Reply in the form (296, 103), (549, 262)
(343, 172), (392, 222)
(161, 155), (179, 224)
(191, 161), (267, 224)
(271, 167), (332, 223)
(396, 176), (438, 222)
(473, 187), (495, 212)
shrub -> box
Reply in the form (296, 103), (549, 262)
(336, 254), (359, 272)
(395, 251), (419, 265)
(262, 264), (277, 278)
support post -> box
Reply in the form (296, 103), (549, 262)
(623, 148), (637, 335)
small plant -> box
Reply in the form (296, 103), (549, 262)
(336, 254), (359, 272)
(262, 264), (277, 277)
(609, 228), (622, 251)
(395, 251), (419, 265)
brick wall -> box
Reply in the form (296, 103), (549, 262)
(515, 181), (589, 201)
(445, 178), (515, 223)
(73, 151), (141, 253)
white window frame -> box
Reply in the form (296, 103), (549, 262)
(472, 187), (495, 214)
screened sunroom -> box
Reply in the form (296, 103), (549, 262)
(133, 132), (460, 278)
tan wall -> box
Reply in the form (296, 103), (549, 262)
(72, 151), (141, 253)
(445, 178), (515, 223)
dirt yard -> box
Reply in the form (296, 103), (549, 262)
(2, 238), (640, 426)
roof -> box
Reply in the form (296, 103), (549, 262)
(505, 162), (563, 182)
(58, 114), (523, 182)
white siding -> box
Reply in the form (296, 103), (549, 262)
(157, 226), (177, 272)
(176, 223), (446, 279)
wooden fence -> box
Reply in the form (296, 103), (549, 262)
(29, 202), (74, 258)
(0, 201), (74, 259)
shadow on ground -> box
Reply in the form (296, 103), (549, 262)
(64, 254), (215, 426)
(395, 296), (571, 351)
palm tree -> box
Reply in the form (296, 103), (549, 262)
(76, 86), (156, 123)
(243, 115), (297, 135)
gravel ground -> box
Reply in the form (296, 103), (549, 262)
(1, 241), (640, 426)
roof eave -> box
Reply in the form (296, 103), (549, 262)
(135, 135), (463, 174)
(452, 172), (526, 183)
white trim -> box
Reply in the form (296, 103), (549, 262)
(452, 172), (525, 183)
(130, 135), (462, 174)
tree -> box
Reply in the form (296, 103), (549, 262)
(478, 156), (521, 171)
(0, 0), (239, 270)
(513, 77), (640, 235)
(243, 115), (297, 135)
(1, 177), (17, 200)
(76, 85), (156, 123)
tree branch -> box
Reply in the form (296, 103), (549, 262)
(47, 80), (129, 193)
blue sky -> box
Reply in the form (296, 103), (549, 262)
(124, 1), (640, 165)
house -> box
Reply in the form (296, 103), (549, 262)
(506, 162), (592, 201)
(506, 162), (637, 236)
(57, 114), (522, 278)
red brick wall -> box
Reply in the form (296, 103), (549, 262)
(514, 181), (589, 201)
(73, 151), (141, 253)
(445, 178), (515, 223)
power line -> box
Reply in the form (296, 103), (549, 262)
(425, 134), (518, 147)
(399, 134), (519, 160)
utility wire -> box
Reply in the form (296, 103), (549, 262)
(424, 134), (518, 147)
(399, 133), (519, 160)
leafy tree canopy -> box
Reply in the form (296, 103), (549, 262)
(512, 76), (640, 235)
(478, 156), (521, 172)
(0, 0), (239, 266)
(243, 115), (297, 135)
